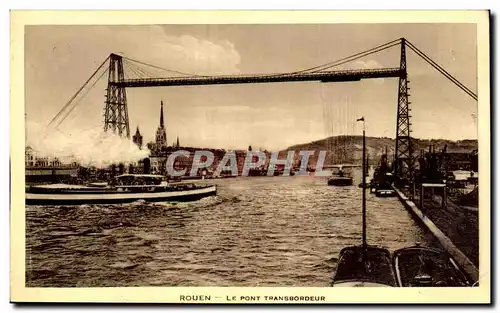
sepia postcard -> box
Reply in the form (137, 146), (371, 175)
(10, 10), (490, 303)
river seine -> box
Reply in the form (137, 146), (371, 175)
(26, 174), (435, 287)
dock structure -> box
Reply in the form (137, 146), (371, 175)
(419, 182), (447, 209)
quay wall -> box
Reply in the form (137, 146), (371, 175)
(393, 187), (479, 284)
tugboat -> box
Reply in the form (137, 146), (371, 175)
(333, 117), (397, 287)
(327, 166), (353, 186)
(26, 174), (217, 205)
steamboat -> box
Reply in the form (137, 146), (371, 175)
(26, 174), (217, 205)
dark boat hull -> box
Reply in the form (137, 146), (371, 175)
(25, 185), (217, 205)
(328, 177), (353, 186)
(332, 246), (397, 287)
(393, 246), (472, 287)
(375, 189), (396, 197)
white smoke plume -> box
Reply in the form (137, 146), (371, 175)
(26, 122), (150, 168)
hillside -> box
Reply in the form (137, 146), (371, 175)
(284, 136), (477, 165)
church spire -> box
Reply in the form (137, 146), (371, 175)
(160, 100), (164, 128)
(176, 135), (180, 148)
(155, 99), (167, 150)
(132, 125), (143, 149)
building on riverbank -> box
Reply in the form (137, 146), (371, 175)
(25, 146), (80, 183)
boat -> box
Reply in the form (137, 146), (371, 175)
(26, 174), (217, 205)
(87, 182), (109, 188)
(393, 245), (472, 287)
(333, 246), (397, 286)
(375, 178), (396, 197)
(375, 188), (396, 197)
(372, 150), (395, 196)
(371, 150), (396, 196)
(327, 166), (353, 186)
(369, 178), (378, 193)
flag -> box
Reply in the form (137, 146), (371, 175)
(357, 117), (364, 122)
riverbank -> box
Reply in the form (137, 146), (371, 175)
(394, 185), (479, 282)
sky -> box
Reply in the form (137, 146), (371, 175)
(25, 23), (478, 151)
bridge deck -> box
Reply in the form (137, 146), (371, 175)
(112, 68), (404, 87)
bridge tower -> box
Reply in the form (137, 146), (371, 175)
(104, 53), (130, 138)
(394, 38), (412, 180)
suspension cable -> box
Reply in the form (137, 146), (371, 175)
(126, 58), (163, 79)
(291, 38), (402, 74)
(122, 62), (132, 80)
(406, 41), (477, 99)
(123, 60), (145, 80)
(55, 64), (110, 128)
(121, 55), (210, 77)
(405, 40), (477, 101)
(312, 41), (401, 73)
(126, 60), (149, 79)
(136, 63), (160, 79)
(48, 56), (110, 127)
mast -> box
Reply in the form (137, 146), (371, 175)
(362, 122), (367, 248)
(357, 117), (367, 248)
(366, 153), (369, 179)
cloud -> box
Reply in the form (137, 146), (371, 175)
(160, 35), (241, 75)
(111, 26), (241, 75)
(352, 59), (384, 69)
(340, 59), (386, 85)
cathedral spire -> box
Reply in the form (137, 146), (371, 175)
(155, 99), (167, 150)
(160, 100), (164, 128)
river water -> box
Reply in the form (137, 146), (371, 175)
(26, 174), (434, 287)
